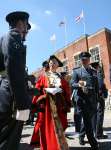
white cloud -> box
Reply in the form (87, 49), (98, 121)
(44, 10), (52, 15)
(29, 21), (40, 31)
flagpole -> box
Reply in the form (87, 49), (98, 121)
(64, 17), (68, 46)
(82, 10), (89, 51)
(82, 10), (86, 35)
(83, 20), (86, 35)
(82, 10), (88, 51)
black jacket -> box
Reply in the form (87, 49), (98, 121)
(0, 29), (31, 111)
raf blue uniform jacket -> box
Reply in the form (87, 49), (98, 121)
(71, 66), (99, 105)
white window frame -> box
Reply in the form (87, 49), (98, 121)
(62, 58), (68, 72)
(89, 45), (101, 63)
(73, 51), (81, 68)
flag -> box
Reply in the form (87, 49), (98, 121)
(59, 17), (68, 45)
(75, 10), (84, 23)
(50, 34), (56, 41)
(59, 21), (65, 27)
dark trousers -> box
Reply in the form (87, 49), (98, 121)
(0, 118), (23, 150)
(0, 78), (24, 150)
(96, 97), (105, 137)
(79, 111), (97, 138)
(26, 111), (34, 125)
(79, 99), (98, 149)
(74, 107), (82, 132)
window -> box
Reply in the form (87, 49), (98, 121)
(74, 54), (81, 67)
(90, 47), (100, 62)
(62, 59), (68, 72)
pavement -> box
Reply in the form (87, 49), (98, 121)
(19, 108), (111, 150)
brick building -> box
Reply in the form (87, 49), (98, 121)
(55, 28), (111, 89)
(33, 28), (111, 90)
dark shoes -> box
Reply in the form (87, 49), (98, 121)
(30, 122), (34, 126)
(96, 134), (108, 139)
(90, 148), (99, 150)
(30, 142), (40, 148)
(90, 147), (99, 150)
(79, 138), (85, 145)
(90, 143), (99, 150)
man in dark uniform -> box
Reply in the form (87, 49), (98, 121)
(42, 60), (49, 72)
(0, 11), (32, 150)
(90, 62), (108, 139)
(71, 52), (99, 150)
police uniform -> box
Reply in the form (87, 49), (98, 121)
(91, 62), (108, 139)
(71, 52), (99, 150)
(0, 11), (31, 150)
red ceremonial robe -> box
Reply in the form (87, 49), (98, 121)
(31, 73), (71, 150)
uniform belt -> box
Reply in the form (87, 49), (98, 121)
(87, 87), (95, 90)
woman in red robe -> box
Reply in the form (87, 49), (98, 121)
(30, 55), (71, 150)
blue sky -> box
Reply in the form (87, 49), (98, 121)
(0, 0), (111, 73)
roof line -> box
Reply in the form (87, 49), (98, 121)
(54, 27), (111, 54)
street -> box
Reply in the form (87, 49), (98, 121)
(19, 108), (111, 150)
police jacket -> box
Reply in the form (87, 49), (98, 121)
(71, 66), (99, 101)
(0, 29), (31, 110)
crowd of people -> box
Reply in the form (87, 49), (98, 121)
(0, 11), (108, 150)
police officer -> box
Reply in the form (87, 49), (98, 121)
(0, 11), (31, 150)
(71, 52), (99, 150)
(90, 62), (108, 139)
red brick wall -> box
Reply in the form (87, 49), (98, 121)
(55, 29), (111, 89)
(104, 30), (111, 89)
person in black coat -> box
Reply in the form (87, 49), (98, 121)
(0, 11), (32, 150)
(71, 52), (99, 150)
(90, 62), (108, 139)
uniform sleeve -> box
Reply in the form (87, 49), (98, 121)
(97, 71), (104, 90)
(95, 75), (99, 94)
(0, 37), (5, 71)
(70, 69), (80, 89)
(7, 32), (31, 110)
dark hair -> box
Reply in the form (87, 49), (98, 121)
(42, 61), (49, 68)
